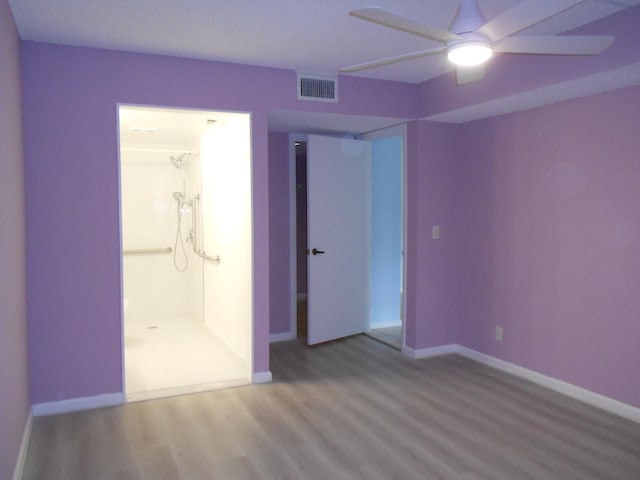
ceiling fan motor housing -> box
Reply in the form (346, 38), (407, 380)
(449, 0), (487, 35)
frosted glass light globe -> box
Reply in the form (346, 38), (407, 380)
(447, 43), (493, 67)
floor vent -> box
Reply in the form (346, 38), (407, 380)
(297, 74), (338, 102)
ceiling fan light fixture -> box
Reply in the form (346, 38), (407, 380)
(447, 42), (493, 67)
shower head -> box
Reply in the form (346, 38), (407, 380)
(170, 153), (187, 169)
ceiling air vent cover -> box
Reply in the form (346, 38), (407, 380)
(297, 74), (338, 102)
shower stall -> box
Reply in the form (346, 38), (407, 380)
(119, 106), (253, 401)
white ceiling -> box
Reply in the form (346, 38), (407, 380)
(119, 105), (226, 150)
(9, 0), (640, 84)
(9, 0), (640, 132)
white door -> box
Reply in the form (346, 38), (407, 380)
(307, 135), (368, 345)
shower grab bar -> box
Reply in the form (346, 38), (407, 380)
(123, 247), (173, 255)
(198, 252), (221, 264)
(190, 195), (221, 264)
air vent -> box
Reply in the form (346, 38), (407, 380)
(297, 74), (338, 102)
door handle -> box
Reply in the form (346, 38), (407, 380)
(312, 248), (325, 255)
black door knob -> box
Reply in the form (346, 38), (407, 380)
(312, 248), (325, 255)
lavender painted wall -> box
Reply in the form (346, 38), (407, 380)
(0, 0), (28, 477)
(268, 133), (291, 335)
(405, 121), (463, 349)
(21, 42), (418, 403)
(458, 85), (640, 408)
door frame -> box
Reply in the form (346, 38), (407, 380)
(286, 126), (407, 348)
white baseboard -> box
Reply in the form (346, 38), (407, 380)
(455, 346), (640, 424)
(368, 320), (402, 330)
(403, 343), (640, 423)
(32, 392), (125, 416)
(270, 331), (297, 343)
(401, 344), (458, 359)
(12, 413), (32, 480)
(252, 371), (273, 383)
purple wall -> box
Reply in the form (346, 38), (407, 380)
(21, 42), (417, 403)
(268, 133), (292, 335)
(405, 121), (464, 349)
(457, 85), (640, 408)
(0, 0), (28, 477)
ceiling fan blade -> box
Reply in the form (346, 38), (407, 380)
(340, 47), (446, 73)
(350, 7), (461, 43)
(494, 35), (615, 55)
(456, 64), (486, 85)
(478, 0), (585, 42)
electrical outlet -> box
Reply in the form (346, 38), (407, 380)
(495, 326), (503, 342)
(432, 226), (440, 239)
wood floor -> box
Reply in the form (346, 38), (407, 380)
(23, 335), (640, 479)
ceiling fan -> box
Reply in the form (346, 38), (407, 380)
(341, 0), (615, 85)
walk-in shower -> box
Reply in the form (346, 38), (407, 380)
(119, 105), (253, 402)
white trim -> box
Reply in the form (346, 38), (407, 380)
(32, 393), (125, 416)
(248, 111), (256, 391)
(405, 344), (640, 423)
(455, 346), (640, 424)
(270, 331), (297, 343)
(12, 413), (32, 480)
(363, 141), (372, 336)
(252, 371), (273, 383)
(401, 344), (459, 359)
(116, 104), (127, 398)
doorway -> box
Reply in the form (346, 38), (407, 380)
(118, 105), (253, 402)
(290, 127), (406, 349)
(363, 129), (405, 350)
(294, 140), (309, 342)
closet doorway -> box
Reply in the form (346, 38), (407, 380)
(291, 126), (405, 350)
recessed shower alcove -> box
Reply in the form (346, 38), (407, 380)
(118, 105), (253, 402)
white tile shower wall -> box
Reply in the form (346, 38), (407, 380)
(200, 115), (253, 368)
(185, 155), (204, 324)
(121, 150), (200, 323)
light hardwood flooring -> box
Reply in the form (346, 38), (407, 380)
(23, 335), (640, 479)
